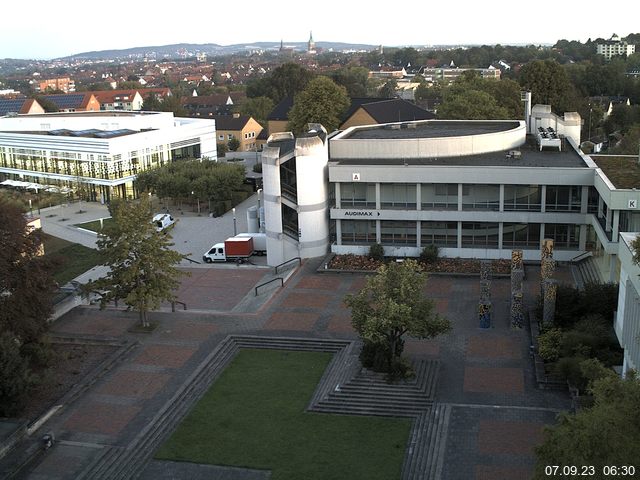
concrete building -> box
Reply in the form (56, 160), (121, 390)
(262, 125), (330, 266)
(39, 93), (101, 112)
(93, 90), (144, 111)
(0, 111), (216, 201)
(596, 34), (636, 60)
(418, 66), (501, 82)
(37, 77), (75, 93)
(213, 114), (262, 152)
(614, 233), (640, 376)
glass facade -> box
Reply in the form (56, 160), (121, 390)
(504, 185), (541, 211)
(341, 220), (376, 244)
(279, 157), (297, 202)
(544, 223), (579, 249)
(461, 222), (500, 247)
(282, 204), (299, 240)
(422, 183), (457, 210)
(380, 221), (417, 245)
(545, 186), (581, 212)
(502, 223), (541, 248)
(461, 185), (500, 211)
(380, 183), (416, 209)
(340, 182), (376, 208)
(421, 221), (458, 247)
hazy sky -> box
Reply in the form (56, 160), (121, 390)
(2, 0), (638, 59)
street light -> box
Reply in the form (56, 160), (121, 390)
(232, 207), (237, 236)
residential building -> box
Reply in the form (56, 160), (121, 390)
(0, 98), (45, 116)
(213, 114), (262, 152)
(418, 66), (501, 82)
(37, 77), (75, 93)
(340, 98), (435, 130)
(183, 93), (243, 117)
(0, 111), (217, 201)
(39, 93), (101, 112)
(596, 34), (636, 60)
(93, 90), (144, 111)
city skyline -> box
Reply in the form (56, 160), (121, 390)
(1, 0), (638, 60)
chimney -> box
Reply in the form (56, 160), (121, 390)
(233, 112), (240, 119)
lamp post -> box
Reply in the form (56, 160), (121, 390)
(232, 207), (237, 236)
(588, 107), (592, 141)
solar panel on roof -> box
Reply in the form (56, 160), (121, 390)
(44, 94), (85, 109)
(0, 99), (26, 116)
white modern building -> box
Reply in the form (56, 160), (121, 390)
(0, 111), (217, 200)
(596, 34), (636, 60)
(614, 233), (640, 376)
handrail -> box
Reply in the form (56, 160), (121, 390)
(184, 256), (201, 264)
(274, 257), (301, 275)
(570, 251), (593, 263)
(171, 301), (187, 312)
(255, 277), (283, 296)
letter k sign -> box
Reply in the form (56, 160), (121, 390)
(629, 199), (637, 209)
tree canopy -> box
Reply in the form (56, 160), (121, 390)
(518, 59), (578, 113)
(287, 76), (350, 134)
(85, 196), (188, 327)
(246, 63), (315, 103)
(534, 361), (640, 478)
(344, 259), (451, 372)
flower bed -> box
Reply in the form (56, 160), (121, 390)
(328, 254), (511, 275)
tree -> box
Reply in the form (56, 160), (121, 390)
(379, 79), (398, 98)
(287, 76), (350, 134)
(85, 196), (188, 327)
(344, 259), (451, 373)
(247, 63), (314, 103)
(142, 93), (163, 111)
(237, 96), (274, 126)
(438, 89), (509, 120)
(534, 362), (640, 478)
(0, 331), (37, 416)
(0, 198), (54, 345)
(519, 60), (577, 113)
(332, 66), (371, 98)
(228, 138), (240, 151)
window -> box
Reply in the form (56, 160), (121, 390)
(340, 182), (376, 208)
(423, 184), (457, 210)
(341, 220), (376, 244)
(504, 185), (541, 211)
(545, 186), (581, 212)
(380, 221), (416, 245)
(461, 223), (499, 248)
(218, 135), (224, 140)
(380, 183), (416, 209)
(502, 223), (541, 248)
(462, 185), (500, 211)
(544, 224), (579, 249)
(421, 221), (457, 247)
(227, 134), (233, 140)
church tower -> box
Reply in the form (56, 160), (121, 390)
(308, 31), (316, 55)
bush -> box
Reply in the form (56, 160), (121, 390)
(359, 339), (405, 374)
(537, 328), (563, 362)
(0, 332), (38, 416)
(553, 355), (588, 391)
(252, 163), (263, 173)
(368, 243), (384, 261)
(419, 245), (439, 264)
(553, 283), (618, 329)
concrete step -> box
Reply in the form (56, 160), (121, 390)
(311, 403), (422, 418)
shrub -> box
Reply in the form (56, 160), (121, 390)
(553, 355), (588, 391)
(537, 328), (563, 362)
(252, 163), (263, 173)
(419, 245), (439, 264)
(359, 339), (405, 375)
(0, 332), (38, 416)
(368, 243), (384, 261)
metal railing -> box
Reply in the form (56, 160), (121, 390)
(171, 301), (187, 312)
(255, 277), (283, 296)
(275, 257), (301, 275)
(570, 251), (593, 263)
(184, 256), (201, 264)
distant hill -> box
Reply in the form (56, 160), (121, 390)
(61, 42), (379, 60)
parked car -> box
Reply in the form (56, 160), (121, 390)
(152, 213), (175, 232)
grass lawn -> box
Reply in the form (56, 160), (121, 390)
(43, 234), (102, 285)
(156, 349), (411, 480)
(74, 217), (114, 232)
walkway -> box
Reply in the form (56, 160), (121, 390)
(1, 259), (573, 480)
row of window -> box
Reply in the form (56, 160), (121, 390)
(338, 183), (596, 213)
(339, 220), (580, 249)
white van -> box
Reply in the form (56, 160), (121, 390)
(152, 213), (175, 232)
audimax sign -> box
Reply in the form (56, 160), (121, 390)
(344, 211), (381, 217)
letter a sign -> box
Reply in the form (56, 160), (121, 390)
(352, 173), (361, 181)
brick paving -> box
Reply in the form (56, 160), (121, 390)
(463, 366), (525, 394)
(12, 260), (576, 480)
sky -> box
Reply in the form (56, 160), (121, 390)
(2, 0), (638, 59)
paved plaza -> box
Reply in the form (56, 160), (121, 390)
(1, 239), (573, 479)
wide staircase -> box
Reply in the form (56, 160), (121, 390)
(573, 254), (603, 287)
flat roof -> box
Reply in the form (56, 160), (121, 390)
(0, 128), (142, 139)
(331, 137), (588, 168)
(591, 155), (640, 189)
(9, 111), (161, 118)
(341, 120), (521, 140)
